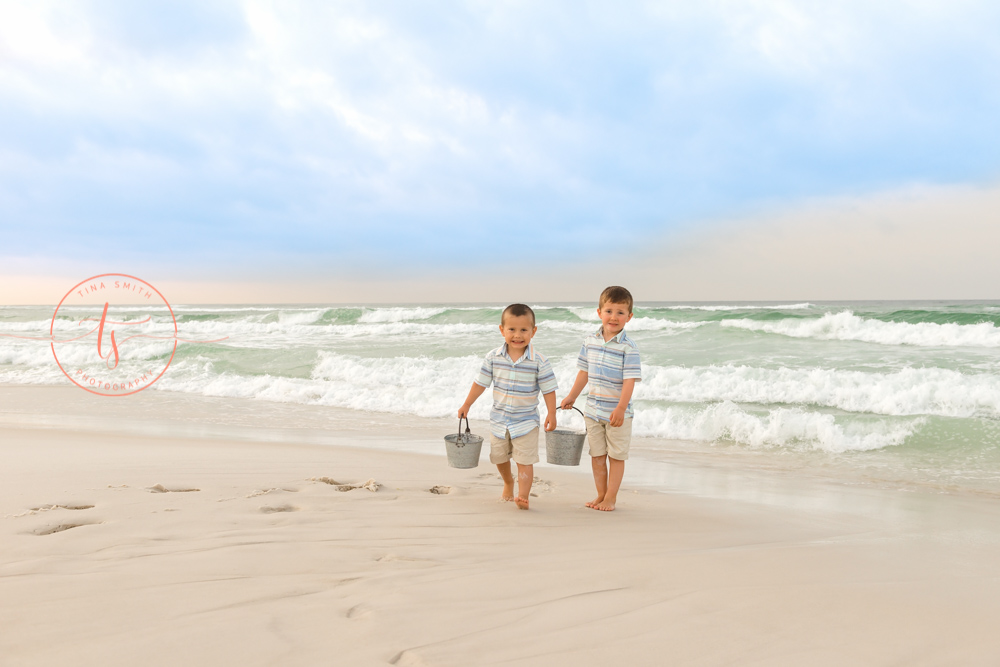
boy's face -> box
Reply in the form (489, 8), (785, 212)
(499, 314), (536, 355)
(598, 301), (633, 336)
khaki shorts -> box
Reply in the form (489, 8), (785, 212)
(585, 416), (632, 460)
(490, 428), (539, 465)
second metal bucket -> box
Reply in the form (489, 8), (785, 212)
(545, 407), (587, 466)
(444, 417), (484, 468)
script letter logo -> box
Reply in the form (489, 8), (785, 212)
(96, 302), (120, 370)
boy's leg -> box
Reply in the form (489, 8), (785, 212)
(496, 461), (514, 501)
(584, 417), (610, 507)
(514, 463), (533, 510)
(593, 418), (631, 511)
(589, 454), (608, 508)
(490, 431), (516, 501)
(510, 428), (540, 510)
(593, 457), (624, 511)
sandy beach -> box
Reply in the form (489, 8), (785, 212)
(2, 384), (1000, 666)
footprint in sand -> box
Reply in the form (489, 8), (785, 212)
(375, 554), (431, 564)
(259, 504), (300, 513)
(345, 604), (372, 619)
(32, 521), (102, 536)
(389, 649), (427, 666)
(35, 503), (94, 511)
(429, 486), (452, 495)
(310, 477), (381, 492)
(8, 504), (95, 519)
(530, 477), (554, 493)
(246, 488), (299, 498)
(147, 484), (200, 493)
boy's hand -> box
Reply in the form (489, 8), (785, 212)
(458, 404), (471, 420)
(544, 412), (557, 432)
(609, 406), (626, 427)
(559, 397), (575, 410)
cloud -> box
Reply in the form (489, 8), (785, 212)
(1, 0), (1000, 279)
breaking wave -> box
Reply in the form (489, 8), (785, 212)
(721, 311), (1000, 347)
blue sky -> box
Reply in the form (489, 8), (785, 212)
(2, 0), (1000, 289)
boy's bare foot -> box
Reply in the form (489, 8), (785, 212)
(592, 499), (616, 511)
(585, 496), (603, 508)
(501, 482), (514, 501)
(515, 495), (530, 510)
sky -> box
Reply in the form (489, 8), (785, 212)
(2, 0), (1000, 302)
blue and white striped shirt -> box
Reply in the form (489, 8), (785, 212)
(577, 327), (642, 422)
(475, 343), (559, 438)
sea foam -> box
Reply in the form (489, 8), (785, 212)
(150, 352), (952, 452)
(656, 303), (814, 311)
(357, 307), (448, 323)
(157, 352), (487, 420)
(721, 311), (1000, 347)
(640, 365), (1000, 419)
(634, 402), (923, 452)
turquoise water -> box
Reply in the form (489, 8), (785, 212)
(2, 301), (999, 493)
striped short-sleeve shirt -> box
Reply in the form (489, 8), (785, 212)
(475, 343), (559, 438)
(577, 327), (642, 422)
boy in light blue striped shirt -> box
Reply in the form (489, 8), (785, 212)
(459, 304), (558, 510)
(561, 286), (641, 512)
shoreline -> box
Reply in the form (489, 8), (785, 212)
(1, 382), (995, 501)
(3, 385), (1000, 665)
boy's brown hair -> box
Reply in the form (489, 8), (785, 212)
(599, 286), (633, 312)
(501, 303), (536, 326)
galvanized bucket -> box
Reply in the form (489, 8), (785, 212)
(545, 407), (587, 466)
(444, 417), (484, 468)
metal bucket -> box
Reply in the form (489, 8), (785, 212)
(545, 407), (587, 466)
(444, 417), (484, 468)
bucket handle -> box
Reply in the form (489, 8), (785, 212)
(454, 416), (473, 446)
(558, 406), (586, 420)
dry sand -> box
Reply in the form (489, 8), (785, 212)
(2, 385), (1000, 666)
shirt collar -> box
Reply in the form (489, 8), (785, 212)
(594, 325), (626, 343)
(501, 342), (535, 362)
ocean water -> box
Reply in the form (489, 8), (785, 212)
(3, 301), (1000, 494)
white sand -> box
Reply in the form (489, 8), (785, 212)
(2, 385), (1000, 666)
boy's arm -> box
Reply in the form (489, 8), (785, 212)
(461, 352), (494, 419)
(458, 383), (487, 419)
(542, 391), (557, 431)
(608, 378), (636, 427)
(559, 370), (589, 410)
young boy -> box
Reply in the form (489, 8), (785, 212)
(560, 286), (641, 512)
(459, 303), (558, 510)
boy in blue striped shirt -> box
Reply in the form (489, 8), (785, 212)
(560, 286), (642, 511)
(459, 304), (558, 510)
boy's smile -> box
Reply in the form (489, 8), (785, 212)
(499, 313), (536, 360)
(598, 301), (633, 341)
